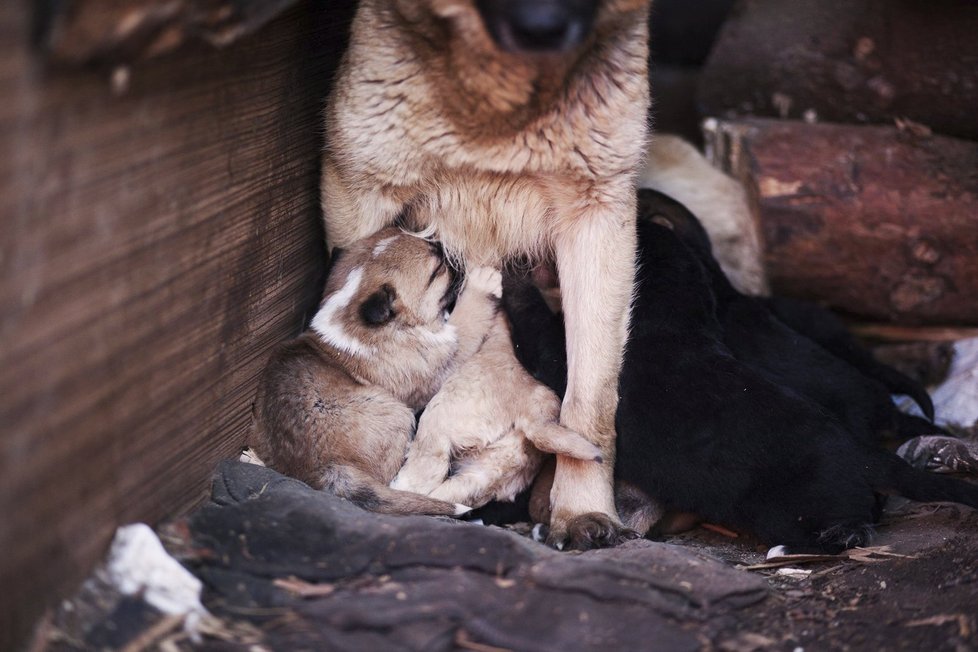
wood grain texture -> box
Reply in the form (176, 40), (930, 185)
(37, 0), (303, 65)
(706, 118), (978, 326)
(698, 0), (978, 140)
(0, 1), (356, 648)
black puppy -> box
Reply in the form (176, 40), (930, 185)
(505, 195), (977, 553)
(638, 189), (940, 445)
(762, 294), (935, 419)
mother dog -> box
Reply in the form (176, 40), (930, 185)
(322, 0), (650, 549)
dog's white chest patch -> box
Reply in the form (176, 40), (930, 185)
(311, 267), (374, 357)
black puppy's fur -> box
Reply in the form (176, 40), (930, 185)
(638, 190), (941, 444)
(504, 190), (977, 553)
(762, 295), (935, 420)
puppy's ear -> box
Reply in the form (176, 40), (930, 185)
(360, 285), (396, 326)
(327, 247), (346, 273)
(649, 215), (676, 231)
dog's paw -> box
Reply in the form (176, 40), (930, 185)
(546, 513), (640, 552)
(466, 266), (502, 299)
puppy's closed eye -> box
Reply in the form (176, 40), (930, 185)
(361, 285), (397, 325)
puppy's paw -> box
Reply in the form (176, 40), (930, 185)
(531, 522), (549, 543)
(466, 266), (502, 299)
(390, 468), (442, 496)
(525, 424), (603, 462)
(239, 448), (266, 466)
(546, 513), (639, 552)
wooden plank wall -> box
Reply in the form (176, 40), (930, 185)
(0, 1), (355, 647)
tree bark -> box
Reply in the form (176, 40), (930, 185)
(705, 118), (978, 325)
(698, 0), (978, 140)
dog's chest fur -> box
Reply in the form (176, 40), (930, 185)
(327, 3), (650, 263)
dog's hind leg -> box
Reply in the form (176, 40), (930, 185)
(428, 433), (543, 508)
(389, 420), (453, 496)
(547, 189), (639, 551)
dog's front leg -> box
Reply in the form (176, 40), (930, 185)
(548, 190), (638, 550)
(448, 266), (502, 362)
(321, 155), (406, 250)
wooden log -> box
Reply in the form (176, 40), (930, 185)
(36, 0), (303, 65)
(705, 118), (978, 326)
(698, 0), (978, 141)
(0, 1), (356, 648)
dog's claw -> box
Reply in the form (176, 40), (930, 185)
(546, 513), (637, 551)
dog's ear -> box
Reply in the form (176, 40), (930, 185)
(360, 285), (397, 326)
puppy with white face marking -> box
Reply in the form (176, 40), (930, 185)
(391, 269), (603, 511)
(251, 227), (497, 516)
(323, 0), (651, 549)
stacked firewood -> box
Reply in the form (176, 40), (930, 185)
(657, 0), (978, 330)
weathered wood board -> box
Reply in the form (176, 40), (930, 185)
(0, 1), (355, 648)
(706, 118), (978, 325)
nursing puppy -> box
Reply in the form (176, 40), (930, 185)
(251, 228), (497, 516)
(323, 0), (651, 548)
(640, 189), (941, 444)
(392, 307), (603, 511)
(639, 134), (768, 296)
(507, 201), (978, 553)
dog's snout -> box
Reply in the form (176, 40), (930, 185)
(476, 0), (599, 53)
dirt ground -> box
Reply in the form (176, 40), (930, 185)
(672, 500), (978, 651)
(40, 461), (978, 652)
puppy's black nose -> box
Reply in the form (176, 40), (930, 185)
(476, 0), (599, 53)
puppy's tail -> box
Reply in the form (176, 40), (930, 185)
(876, 454), (978, 509)
(328, 465), (471, 517)
(873, 367), (936, 422)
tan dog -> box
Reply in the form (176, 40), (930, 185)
(323, 0), (651, 549)
(391, 306), (603, 510)
(250, 228), (498, 516)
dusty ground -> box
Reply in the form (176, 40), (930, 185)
(39, 462), (978, 652)
(673, 500), (978, 651)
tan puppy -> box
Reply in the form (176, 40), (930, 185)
(323, 0), (651, 549)
(250, 228), (498, 516)
(392, 306), (603, 511)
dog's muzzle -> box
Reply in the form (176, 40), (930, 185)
(475, 0), (599, 53)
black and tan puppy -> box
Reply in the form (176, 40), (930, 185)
(322, 0), (652, 548)
(506, 198), (978, 554)
(251, 228), (497, 517)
